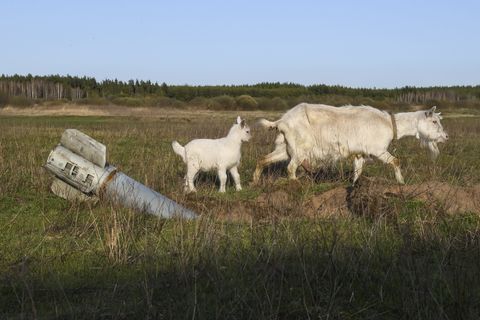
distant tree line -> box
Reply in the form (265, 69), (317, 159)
(1, 74), (479, 110)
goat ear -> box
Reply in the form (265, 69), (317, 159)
(236, 116), (242, 124)
(425, 106), (436, 117)
(240, 120), (246, 128)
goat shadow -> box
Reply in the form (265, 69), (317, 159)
(259, 161), (355, 184)
(179, 171), (240, 190)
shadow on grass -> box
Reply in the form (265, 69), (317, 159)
(256, 160), (354, 185)
(1, 214), (480, 320)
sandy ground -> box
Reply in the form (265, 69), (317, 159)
(304, 177), (480, 217)
(213, 177), (480, 222)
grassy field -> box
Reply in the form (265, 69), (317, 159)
(1, 110), (480, 319)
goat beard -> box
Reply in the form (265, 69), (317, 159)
(420, 139), (440, 160)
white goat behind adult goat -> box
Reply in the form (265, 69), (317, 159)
(253, 103), (448, 184)
(172, 116), (251, 193)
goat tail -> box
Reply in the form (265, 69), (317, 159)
(257, 120), (292, 145)
(172, 141), (186, 163)
(257, 118), (278, 130)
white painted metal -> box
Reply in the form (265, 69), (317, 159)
(45, 145), (114, 194)
(45, 129), (197, 219)
(50, 178), (99, 203)
(60, 129), (107, 168)
(105, 172), (197, 219)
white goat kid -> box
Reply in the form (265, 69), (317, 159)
(172, 116), (251, 193)
(253, 104), (448, 185)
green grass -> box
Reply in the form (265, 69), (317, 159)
(1, 113), (480, 319)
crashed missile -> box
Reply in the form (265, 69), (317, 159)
(44, 129), (197, 219)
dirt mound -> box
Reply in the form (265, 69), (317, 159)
(398, 181), (480, 213)
(305, 188), (350, 217)
(193, 178), (480, 221)
(229, 190), (302, 221)
(306, 177), (480, 217)
(255, 189), (305, 217)
(176, 178), (480, 221)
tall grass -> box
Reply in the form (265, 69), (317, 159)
(0, 113), (479, 319)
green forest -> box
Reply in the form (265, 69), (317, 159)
(1, 74), (479, 110)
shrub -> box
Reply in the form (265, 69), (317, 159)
(75, 97), (111, 105)
(257, 97), (289, 110)
(212, 95), (236, 110)
(205, 98), (222, 110)
(8, 96), (34, 108)
(235, 95), (258, 109)
(44, 99), (69, 106)
(188, 97), (209, 109)
(111, 97), (145, 107)
(148, 96), (186, 108)
(0, 92), (8, 108)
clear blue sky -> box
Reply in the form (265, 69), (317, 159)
(1, 0), (479, 88)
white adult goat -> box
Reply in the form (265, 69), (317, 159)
(253, 103), (448, 184)
(172, 116), (251, 193)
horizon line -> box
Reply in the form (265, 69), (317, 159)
(2, 73), (479, 90)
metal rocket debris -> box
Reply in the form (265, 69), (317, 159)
(44, 129), (197, 219)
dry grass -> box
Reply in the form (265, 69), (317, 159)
(0, 104), (281, 120)
(0, 110), (480, 319)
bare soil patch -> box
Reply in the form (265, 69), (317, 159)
(195, 178), (480, 221)
(349, 177), (480, 215)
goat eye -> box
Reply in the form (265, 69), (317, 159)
(433, 121), (437, 124)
